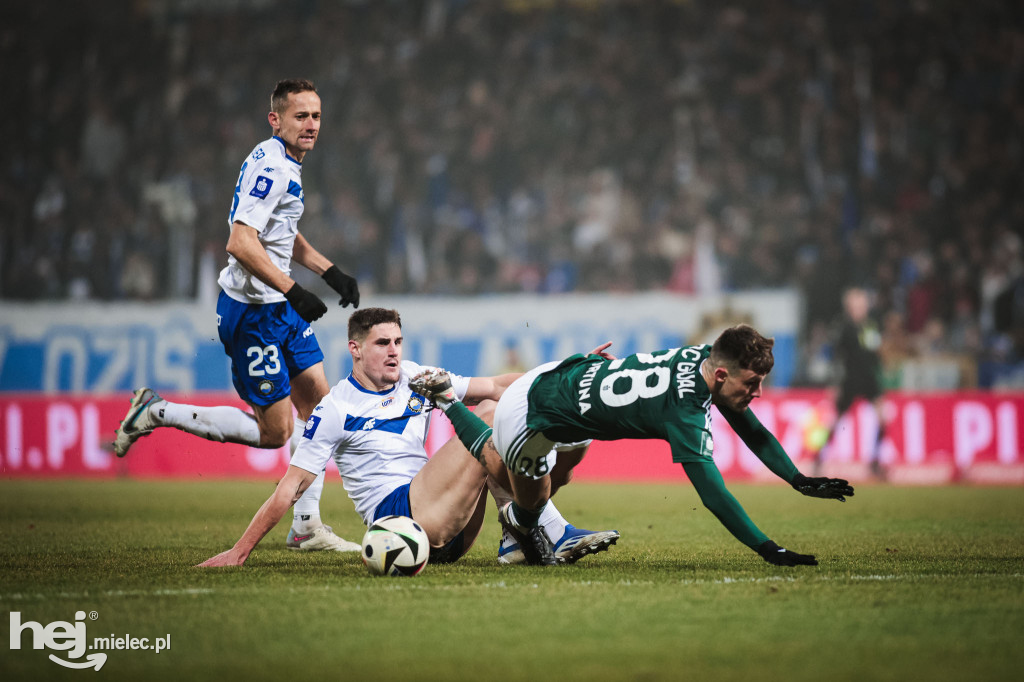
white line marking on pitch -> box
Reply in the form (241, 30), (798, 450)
(0, 588), (215, 601)
(2, 573), (1019, 601)
(675, 573), (1022, 586)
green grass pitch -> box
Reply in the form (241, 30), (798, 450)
(2, 479), (1022, 681)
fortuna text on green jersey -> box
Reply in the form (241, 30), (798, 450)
(526, 345), (772, 465)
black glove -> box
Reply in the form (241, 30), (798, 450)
(756, 540), (818, 567)
(791, 473), (854, 502)
(285, 282), (327, 322)
(322, 265), (359, 308)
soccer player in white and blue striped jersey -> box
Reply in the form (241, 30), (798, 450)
(114, 80), (361, 553)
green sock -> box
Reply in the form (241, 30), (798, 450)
(443, 402), (493, 463)
(509, 501), (543, 529)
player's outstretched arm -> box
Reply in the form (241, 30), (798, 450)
(681, 461), (821, 567)
(464, 373), (521, 405)
(196, 466), (316, 567)
(720, 405), (800, 481)
(721, 403), (854, 502)
(680, 460), (770, 550)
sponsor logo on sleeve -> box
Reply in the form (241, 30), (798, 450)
(302, 415), (322, 439)
(249, 175), (273, 199)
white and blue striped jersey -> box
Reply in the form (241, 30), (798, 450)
(218, 136), (305, 304)
(290, 360), (471, 525)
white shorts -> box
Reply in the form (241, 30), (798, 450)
(492, 361), (590, 479)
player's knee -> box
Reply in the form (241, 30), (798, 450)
(258, 423), (291, 449)
(253, 408), (294, 449)
(473, 400), (496, 425)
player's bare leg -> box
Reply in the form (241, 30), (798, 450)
(410, 436), (491, 548)
(508, 469), (552, 512)
(250, 397), (297, 448)
(408, 402), (495, 548)
(288, 362), (330, 423)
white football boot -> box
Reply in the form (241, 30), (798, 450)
(113, 387), (163, 457)
(499, 525), (620, 564)
(550, 525), (620, 564)
(497, 528), (526, 564)
(286, 525), (361, 552)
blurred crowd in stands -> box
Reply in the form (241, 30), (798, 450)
(2, 0), (1022, 387)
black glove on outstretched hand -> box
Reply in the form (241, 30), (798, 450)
(322, 265), (360, 308)
(285, 282), (328, 322)
(791, 473), (854, 502)
(756, 540), (818, 567)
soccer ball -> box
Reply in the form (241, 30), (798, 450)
(361, 515), (430, 577)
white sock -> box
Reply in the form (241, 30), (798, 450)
(292, 513), (322, 534)
(156, 401), (260, 446)
(293, 468), (326, 530)
(539, 500), (568, 542)
(289, 417), (305, 456)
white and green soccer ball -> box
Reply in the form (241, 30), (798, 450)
(361, 515), (430, 577)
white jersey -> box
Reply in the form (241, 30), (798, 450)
(290, 360), (471, 525)
(218, 136), (305, 304)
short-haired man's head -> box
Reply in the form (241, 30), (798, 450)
(709, 324), (774, 375)
(843, 286), (871, 322)
(271, 79), (318, 114)
(348, 308), (402, 342)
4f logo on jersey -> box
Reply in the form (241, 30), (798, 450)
(302, 415), (321, 440)
(361, 418), (377, 431)
(250, 175), (273, 199)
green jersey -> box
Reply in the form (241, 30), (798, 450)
(527, 345), (718, 464)
(527, 345), (798, 480)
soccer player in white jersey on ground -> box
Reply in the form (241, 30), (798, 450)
(114, 79), (362, 553)
(412, 325), (854, 566)
(197, 308), (619, 568)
